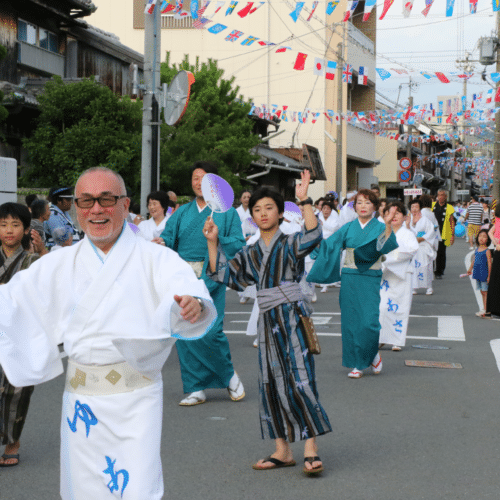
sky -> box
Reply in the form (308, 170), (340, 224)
(375, 0), (498, 109)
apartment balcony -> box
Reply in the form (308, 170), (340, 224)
(161, 15), (194, 29)
(347, 121), (375, 164)
(17, 41), (65, 77)
(347, 23), (375, 82)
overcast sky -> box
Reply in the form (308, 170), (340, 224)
(375, 0), (497, 109)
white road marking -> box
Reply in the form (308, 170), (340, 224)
(437, 316), (466, 341)
(490, 339), (500, 373)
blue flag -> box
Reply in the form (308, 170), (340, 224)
(445, 0), (455, 16)
(289, 2), (305, 22)
(191, 0), (199, 19)
(208, 23), (227, 34)
(375, 68), (391, 81)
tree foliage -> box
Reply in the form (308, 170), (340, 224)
(160, 54), (260, 196)
(0, 44), (8, 125)
(22, 77), (142, 192)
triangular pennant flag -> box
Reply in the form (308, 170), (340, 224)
(326, 0), (340, 15)
(307, 1), (319, 20)
(237, 2), (253, 17)
(379, 0), (394, 19)
(403, 0), (414, 17)
(225, 1), (238, 15)
(446, 0), (455, 16)
(249, 1), (264, 14)
(290, 2), (305, 22)
(363, 0), (376, 20)
(294, 53), (308, 71)
(313, 58), (325, 76)
(435, 72), (450, 83)
(343, 0), (359, 21)
(421, 0), (434, 17)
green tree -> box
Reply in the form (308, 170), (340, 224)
(0, 44), (9, 125)
(22, 77), (142, 192)
(160, 54), (260, 196)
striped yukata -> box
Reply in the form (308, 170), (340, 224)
(208, 225), (331, 442)
(0, 246), (39, 446)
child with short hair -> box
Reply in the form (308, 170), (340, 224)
(204, 170), (331, 476)
(467, 229), (492, 318)
(0, 202), (42, 467)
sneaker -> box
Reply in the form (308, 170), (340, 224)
(311, 293), (317, 303)
(426, 288), (433, 295)
(239, 296), (249, 304)
(320, 286), (328, 293)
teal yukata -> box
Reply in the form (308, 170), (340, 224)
(308, 219), (398, 370)
(208, 226), (332, 442)
(161, 200), (245, 393)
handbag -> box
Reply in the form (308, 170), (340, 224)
(277, 285), (321, 355)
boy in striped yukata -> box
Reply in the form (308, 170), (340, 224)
(204, 170), (331, 476)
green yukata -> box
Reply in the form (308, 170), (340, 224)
(307, 218), (398, 370)
(161, 200), (245, 393)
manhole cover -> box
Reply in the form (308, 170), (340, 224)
(405, 360), (462, 369)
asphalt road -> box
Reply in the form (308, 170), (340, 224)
(2, 238), (500, 500)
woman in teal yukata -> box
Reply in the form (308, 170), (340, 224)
(308, 189), (398, 379)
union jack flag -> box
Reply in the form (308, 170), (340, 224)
(342, 63), (352, 83)
(225, 30), (244, 41)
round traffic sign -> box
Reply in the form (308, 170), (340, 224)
(398, 170), (411, 182)
(399, 157), (412, 169)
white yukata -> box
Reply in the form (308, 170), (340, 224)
(408, 215), (437, 290)
(379, 226), (419, 347)
(338, 203), (357, 227)
(0, 223), (217, 500)
(138, 215), (169, 240)
(421, 207), (441, 251)
(319, 211), (340, 239)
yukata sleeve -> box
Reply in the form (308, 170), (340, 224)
(218, 208), (246, 260)
(0, 259), (63, 387)
(206, 245), (257, 292)
(355, 228), (398, 272)
(307, 225), (346, 284)
(289, 223), (323, 260)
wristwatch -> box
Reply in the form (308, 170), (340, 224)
(196, 297), (205, 312)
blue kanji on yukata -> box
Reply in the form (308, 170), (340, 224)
(103, 456), (129, 497)
(67, 400), (98, 437)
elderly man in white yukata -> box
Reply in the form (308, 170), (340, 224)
(0, 167), (217, 500)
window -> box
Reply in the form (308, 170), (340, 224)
(18, 19), (58, 53)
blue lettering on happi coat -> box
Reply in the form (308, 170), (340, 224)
(67, 400), (98, 437)
(387, 299), (399, 312)
(103, 456), (129, 498)
(380, 279), (390, 291)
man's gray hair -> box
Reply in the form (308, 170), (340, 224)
(75, 167), (127, 196)
(437, 189), (447, 195)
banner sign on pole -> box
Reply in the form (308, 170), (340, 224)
(404, 188), (423, 196)
(455, 190), (470, 195)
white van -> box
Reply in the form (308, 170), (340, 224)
(0, 157), (17, 204)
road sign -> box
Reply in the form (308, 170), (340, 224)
(404, 188), (423, 196)
(399, 157), (412, 170)
(398, 170), (411, 182)
(456, 190), (469, 195)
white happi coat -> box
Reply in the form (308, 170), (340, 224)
(0, 223), (216, 500)
(421, 207), (442, 250)
(319, 211), (340, 239)
(408, 215), (437, 289)
(379, 226), (419, 347)
(138, 214), (170, 241)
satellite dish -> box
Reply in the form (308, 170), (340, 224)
(164, 70), (195, 126)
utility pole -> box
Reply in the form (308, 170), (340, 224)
(335, 24), (346, 197)
(140, 6), (162, 215)
(494, 9), (500, 203)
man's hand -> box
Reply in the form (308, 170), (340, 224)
(203, 217), (218, 242)
(174, 295), (202, 324)
(30, 230), (48, 256)
(296, 169), (311, 201)
(151, 237), (165, 246)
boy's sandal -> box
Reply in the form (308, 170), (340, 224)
(252, 456), (296, 470)
(303, 456), (323, 476)
(0, 453), (20, 467)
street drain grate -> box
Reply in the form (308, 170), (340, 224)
(405, 360), (462, 369)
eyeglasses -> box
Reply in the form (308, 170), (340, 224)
(74, 195), (126, 209)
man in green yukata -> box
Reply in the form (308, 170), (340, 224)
(161, 161), (246, 405)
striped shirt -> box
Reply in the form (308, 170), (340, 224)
(466, 203), (484, 225)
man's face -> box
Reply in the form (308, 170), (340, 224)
(192, 168), (206, 198)
(42, 204), (51, 222)
(75, 171), (130, 252)
(0, 215), (28, 251)
(59, 197), (73, 212)
(437, 192), (447, 205)
(372, 188), (380, 198)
